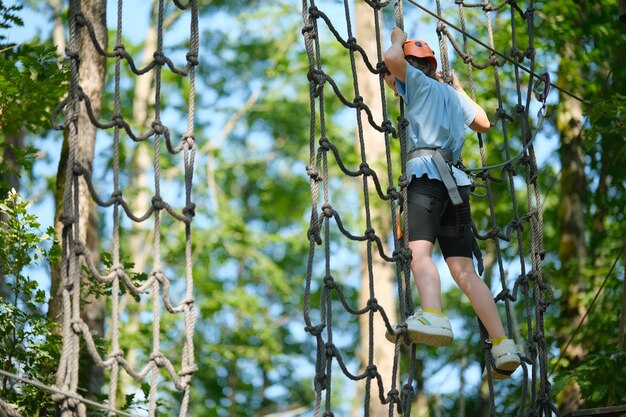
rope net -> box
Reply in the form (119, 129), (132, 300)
(48, 0), (198, 415)
(301, 0), (555, 416)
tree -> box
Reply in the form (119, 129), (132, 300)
(47, 0), (107, 404)
(531, 0), (626, 412)
(353, 4), (401, 417)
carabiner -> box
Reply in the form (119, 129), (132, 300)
(533, 72), (550, 103)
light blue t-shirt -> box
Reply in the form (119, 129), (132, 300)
(396, 65), (477, 186)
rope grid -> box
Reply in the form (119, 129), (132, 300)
(0, 1), (202, 416)
(301, 0), (556, 416)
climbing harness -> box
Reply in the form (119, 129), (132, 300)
(407, 147), (463, 205)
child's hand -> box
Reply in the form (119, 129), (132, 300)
(390, 27), (407, 45)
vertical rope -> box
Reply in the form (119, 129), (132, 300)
(302, 1), (556, 416)
(50, 0), (199, 415)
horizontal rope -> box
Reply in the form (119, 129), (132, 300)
(0, 369), (139, 417)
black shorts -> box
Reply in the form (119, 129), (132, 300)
(407, 175), (473, 259)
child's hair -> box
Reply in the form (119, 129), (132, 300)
(406, 56), (438, 80)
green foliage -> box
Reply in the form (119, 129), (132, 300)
(0, 189), (61, 416)
(572, 345), (626, 407)
(0, 16), (68, 136)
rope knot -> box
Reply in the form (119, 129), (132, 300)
(381, 119), (395, 135)
(386, 388), (400, 404)
(364, 227), (376, 241)
(151, 353), (166, 367)
(387, 186), (399, 201)
(301, 23), (314, 35)
(365, 364), (378, 378)
(111, 190), (123, 203)
(180, 296), (195, 307)
(494, 287), (512, 302)
(151, 120), (165, 135)
(153, 51), (166, 65)
(488, 55), (500, 67)
(462, 54), (474, 65)
(323, 275), (336, 289)
(72, 162), (86, 177)
(152, 268), (166, 283)
(151, 196), (165, 210)
(110, 114), (125, 129)
(109, 349), (124, 360)
(74, 13), (87, 27)
(360, 162), (372, 176)
(59, 212), (75, 226)
(186, 52), (199, 66)
(183, 202), (196, 218)
(65, 47), (79, 60)
(304, 323), (325, 336)
(111, 262), (125, 278)
(73, 241), (85, 256)
(306, 165), (321, 182)
(321, 203), (334, 218)
(308, 5), (321, 18)
(324, 342), (336, 358)
(318, 136), (331, 150)
(314, 373), (328, 390)
(307, 68), (326, 87)
(307, 230), (322, 245)
(182, 134), (196, 149)
(377, 61), (388, 75)
(367, 298), (379, 311)
(393, 246), (412, 263)
(71, 320), (83, 335)
(113, 44), (126, 57)
(180, 364), (199, 376)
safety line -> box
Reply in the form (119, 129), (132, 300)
(405, 0), (591, 106)
(549, 246), (625, 375)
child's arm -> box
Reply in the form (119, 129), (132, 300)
(384, 27), (408, 82)
(451, 70), (491, 133)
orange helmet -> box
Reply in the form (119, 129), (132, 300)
(403, 39), (437, 71)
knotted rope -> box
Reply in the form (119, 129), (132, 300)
(301, 0), (557, 415)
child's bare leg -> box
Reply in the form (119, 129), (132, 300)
(408, 240), (441, 312)
(445, 256), (505, 340)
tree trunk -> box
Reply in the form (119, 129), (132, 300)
(48, 0), (67, 60)
(555, 42), (586, 414)
(49, 0), (107, 399)
(353, 5), (397, 416)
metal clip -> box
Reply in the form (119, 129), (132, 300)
(533, 72), (550, 103)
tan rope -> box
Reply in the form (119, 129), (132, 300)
(50, 0), (198, 415)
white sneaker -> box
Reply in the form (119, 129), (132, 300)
(485, 338), (520, 380)
(386, 309), (453, 347)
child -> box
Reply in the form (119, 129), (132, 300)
(383, 27), (520, 380)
